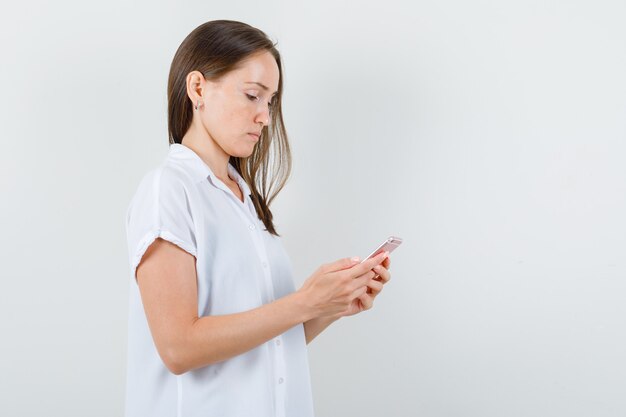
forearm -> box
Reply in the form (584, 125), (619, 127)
(172, 291), (314, 374)
(304, 315), (340, 345)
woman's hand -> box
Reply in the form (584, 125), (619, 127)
(338, 255), (392, 318)
(297, 252), (389, 320)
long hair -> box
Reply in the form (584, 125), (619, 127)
(167, 20), (291, 236)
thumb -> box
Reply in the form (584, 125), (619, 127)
(328, 256), (361, 272)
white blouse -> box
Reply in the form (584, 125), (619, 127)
(124, 143), (315, 417)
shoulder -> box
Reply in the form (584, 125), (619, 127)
(135, 159), (195, 199)
(126, 160), (196, 222)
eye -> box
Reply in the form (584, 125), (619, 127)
(247, 93), (275, 109)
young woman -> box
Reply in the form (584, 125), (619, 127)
(124, 19), (392, 417)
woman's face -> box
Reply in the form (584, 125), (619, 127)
(198, 50), (280, 158)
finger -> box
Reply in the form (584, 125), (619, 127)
(354, 268), (377, 281)
(373, 265), (391, 284)
(366, 279), (384, 296)
(349, 284), (369, 300)
(349, 270), (377, 292)
(382, 257), (391, 270)
(358, 293), (374, 310)
(322, 256), (361, 273)
(349, 251), (389, 277)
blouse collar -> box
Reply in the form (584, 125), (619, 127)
(168, 143), (252, 197)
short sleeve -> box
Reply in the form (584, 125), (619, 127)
(125, 167), (197, 281)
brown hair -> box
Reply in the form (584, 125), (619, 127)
(167, 20), (291, 236)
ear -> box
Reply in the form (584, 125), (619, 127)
(185, 70), (206, 105)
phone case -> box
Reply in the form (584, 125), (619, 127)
(360, 236), (403, 263)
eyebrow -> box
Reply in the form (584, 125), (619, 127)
(245, 81), (278, 96)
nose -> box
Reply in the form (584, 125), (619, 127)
(255, 104), (271, 127)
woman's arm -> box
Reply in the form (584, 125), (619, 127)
(303, 316), (340, 344)
(136, 238), (316, 375)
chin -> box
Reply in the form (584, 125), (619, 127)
(232, 146), (256, 159)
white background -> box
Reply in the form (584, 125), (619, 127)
(1, 0), (625, 416)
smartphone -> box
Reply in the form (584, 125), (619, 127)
(360, 236), (403, 264)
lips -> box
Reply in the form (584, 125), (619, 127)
(248, 132), (260, 140)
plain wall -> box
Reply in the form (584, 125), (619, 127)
(1, 0), (625, 416)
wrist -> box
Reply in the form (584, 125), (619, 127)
(319, 314), (341, 325)
(288, 290), (317, 323)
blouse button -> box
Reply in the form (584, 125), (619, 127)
(276, 339), (281, 346)
(249, 224), (256, 230)
(278, 377), (284, 384)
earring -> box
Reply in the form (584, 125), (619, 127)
(194, 99), (203, 110)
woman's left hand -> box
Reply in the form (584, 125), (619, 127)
(340, 256), (392, 318)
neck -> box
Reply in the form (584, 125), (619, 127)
(180, 119), (232, 183)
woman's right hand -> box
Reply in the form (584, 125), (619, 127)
(297, 251), (389, 319)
